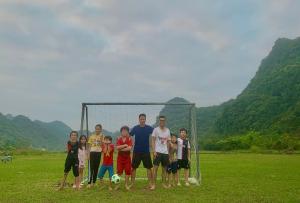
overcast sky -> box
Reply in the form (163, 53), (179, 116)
(0, 0), (300, 129)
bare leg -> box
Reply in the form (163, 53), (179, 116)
(125, 175), (130, 190)
(147, 168), (155, 190)
(167, 173), (171, 187)
(131, 168), (136, 187)
(184, 169), (190, 186)
(177, 169), (181, 186)
(162, 167), (168, 188)
(173, 173), (177, 186)
(79, 168), (84, 184)
(109, 179), (113, 191)
(152, 165), (158, 186)
(58, 173), (68, 190)
(75, 176), (80, 189)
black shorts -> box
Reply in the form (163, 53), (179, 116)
(64, 155), (79, 177)
(167, 161), (178, 174)
(178, 159), (190, 169)
(153, 152), (169, 167)
(132, 152), (153, 169)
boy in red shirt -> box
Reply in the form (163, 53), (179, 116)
(116, 126), (132, 190)
(97, 135), (115, 190)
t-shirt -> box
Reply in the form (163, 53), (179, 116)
(116, 136), (132, 158)
(177, 138), (190, 160)
(130, 125), (153, 153)
(67, 141), (79, 158)
(152, 127), (171, 154)
(102, 144), (114, 166)
(88, 134), (104, 152)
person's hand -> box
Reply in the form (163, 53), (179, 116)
(153, 152), (157, 158)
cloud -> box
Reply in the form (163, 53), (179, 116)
(0, 0), (300, 129)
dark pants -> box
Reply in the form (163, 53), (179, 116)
(88, 152), (101, 184)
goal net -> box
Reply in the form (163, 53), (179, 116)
(79, 102), (201, 185)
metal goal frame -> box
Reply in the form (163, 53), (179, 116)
(79, 102), (201, 182)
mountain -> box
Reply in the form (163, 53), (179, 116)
(156, 97), (192, 134)
(0, 113), (72, 151)
(214, 38), (300, 136)
(160, 37), (300, 151)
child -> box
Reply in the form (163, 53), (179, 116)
(58, 131), (80, 190)
(97, 135), (115, 190)
(177, 128), (191, 186)
(116, 126), (133, 190)
(87, 124), (104, 188)
(78, 135), (88, 187)
(167, 133), (178, 187)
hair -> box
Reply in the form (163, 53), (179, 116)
(139, 113), (146, 118)
(159, 115), (166, 120)
(120, 125), (130, 132)
(79, 135), (87, 150)
(179, 128), (188, 134)
(171, 133), (177, 138)
(95, 124), (102, 129)
(171, 133), (178, 144)
(104, 135), (112, 142)
(69, 131), (78, 137)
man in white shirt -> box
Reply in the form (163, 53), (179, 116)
(152, 115), (171, 189)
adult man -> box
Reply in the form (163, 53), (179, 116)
(130, 114), (155, 190)
(152, 115), (171, 189)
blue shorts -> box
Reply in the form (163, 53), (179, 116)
(98, 165), (114, 179)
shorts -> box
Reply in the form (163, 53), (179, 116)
(153, 152), (169, 167)
(167, 161), (178, 174)
(178, 159), (190, 169)
(132, 152), (153, 169)
(64, 156), (79, 177)
(117, 156), (131, 175)
(98, 165), (114, 179)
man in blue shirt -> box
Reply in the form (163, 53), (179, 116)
(130, 113), (155, 190)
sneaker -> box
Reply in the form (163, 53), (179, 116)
(72, 185), (76, 189)
(149, 185), (155, 190)
(108, 187), (113, 191)
(185, 182), (190, 186)
(177, 182), (182, 186)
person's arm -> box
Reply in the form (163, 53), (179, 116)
(116, 137), (128, 150)
(65, 142), (69, 153)
(120, 146), (132, 151)
(120, 137), (132, 151)
(167, 131), (171, 156)
(151, 129), (157, 157)
(188, 140), (191, 162)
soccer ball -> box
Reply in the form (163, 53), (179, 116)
(111, 174), (121, 184)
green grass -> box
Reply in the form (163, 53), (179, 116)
(0, 153), (300, 203)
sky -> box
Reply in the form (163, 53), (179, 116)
(0, 0), (300, 130)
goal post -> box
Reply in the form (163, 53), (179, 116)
(79, 102), (201, 185)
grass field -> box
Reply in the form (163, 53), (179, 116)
(0, 153), (300, 203)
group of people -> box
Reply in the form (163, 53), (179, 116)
(58, 113), (191, 191)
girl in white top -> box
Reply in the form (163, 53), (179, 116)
(78, 135), (88, 187)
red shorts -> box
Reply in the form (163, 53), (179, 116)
(117, 156), (131, 175)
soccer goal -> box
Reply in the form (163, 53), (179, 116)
(79, 102), (201, 185)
